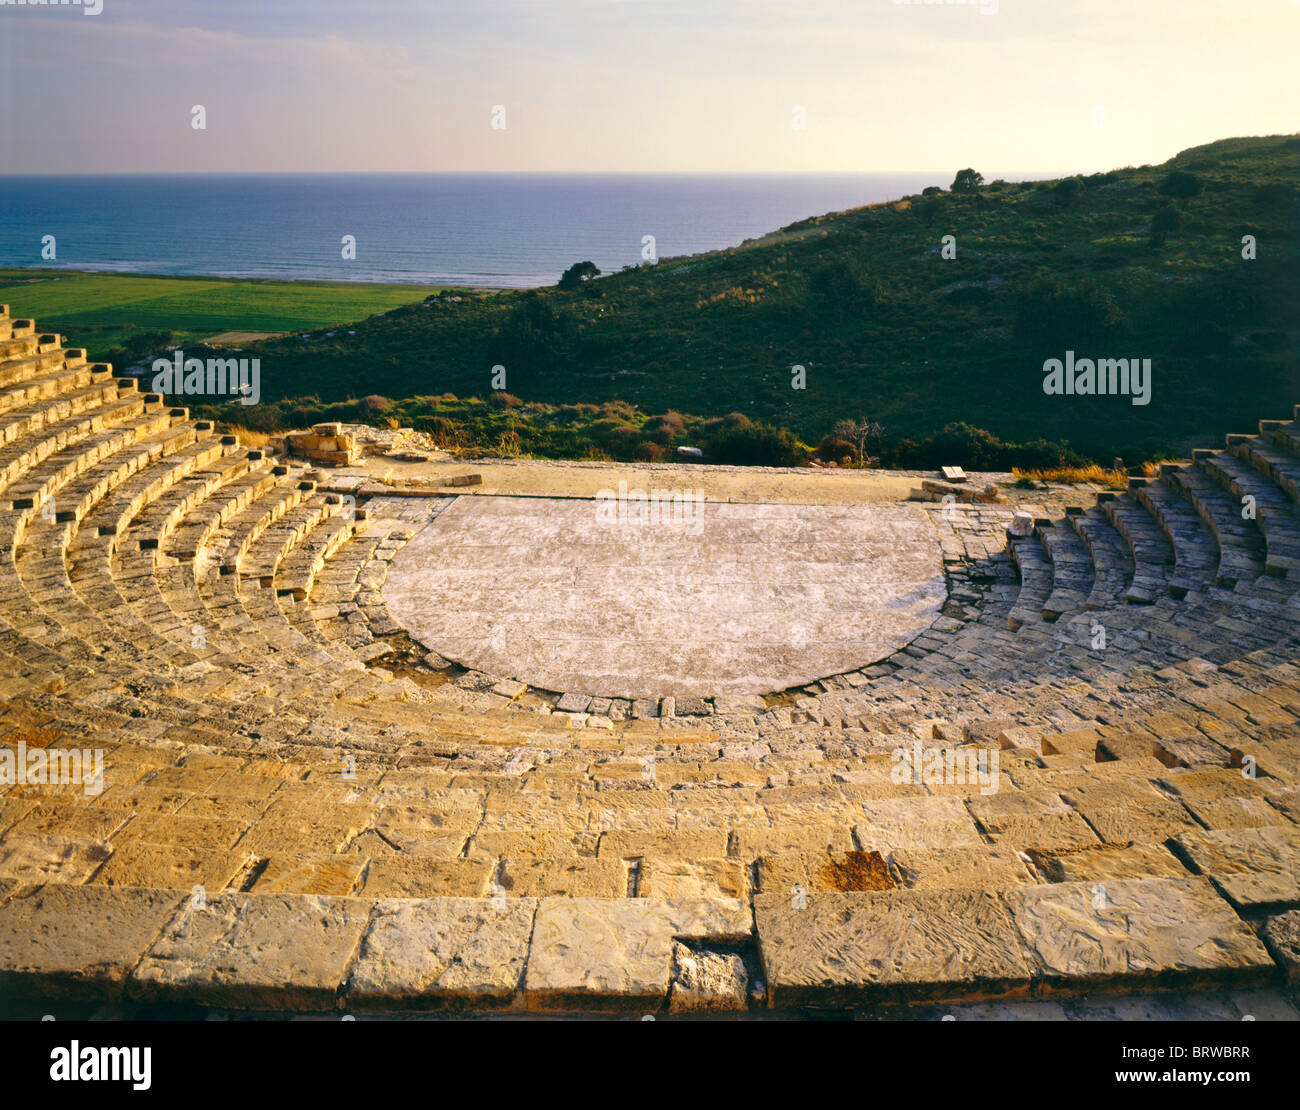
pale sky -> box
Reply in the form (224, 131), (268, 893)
(0, 0), (1295, 174)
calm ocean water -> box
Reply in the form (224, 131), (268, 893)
(0, 172), (961, 288)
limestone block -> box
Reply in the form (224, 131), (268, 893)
(1004, 877), (1274, 991)
(855, 795), (984, 852)
(1174, 825), (1300, 909)
(523, 897), (751, 1010)
(754, 889), (1032, 1007)
(668, 941), (750, 1013)
(0, 834), (112, 885)
(0, 885), (185, 1001)
(131, 892), (372, 1009)
(345, 896), (536, 1010)
(1260, 909), (1300, 982)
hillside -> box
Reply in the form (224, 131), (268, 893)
(218, 136), (1296, 464)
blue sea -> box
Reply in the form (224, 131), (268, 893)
(0, 172), (991, 288)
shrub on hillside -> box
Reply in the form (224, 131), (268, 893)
(633, 441), (669, 462)
(809, 259), (887, 316)
(1252, 182), (1295, 208)
(705, 421), (804, 467)
(643, 411), (686, 443)
(1052, 177), (1083, 207)
(1158, 170), (1203, 198)
(489, 391), (523, 409)
(1151, 205), (1183, 233)
(1011, 274), (1127, 349)
(815, 434), (858, 464)
(916, 195), (946, 225)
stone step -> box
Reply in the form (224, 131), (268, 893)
(1234, 434), (1300, 508)
(1035, 520), (1095, 620)
(1006, 534), (1053, 630)
(1164, 462), (1267, 588)
(0, 358), (106, 417)
(1133, 473), (1221, 597)
(1067, 507), (1135, 609)
(1199, 451), (1300, 579)
(1102, 493), (1174, 603)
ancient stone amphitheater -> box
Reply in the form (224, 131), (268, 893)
(0, 307), (1297, 1017)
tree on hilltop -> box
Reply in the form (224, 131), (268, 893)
(951, 168), (984, 193)
(558, 260), (600, 290)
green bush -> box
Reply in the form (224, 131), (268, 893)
(1052, 178), (1083, 207)
(1012, 275), (1127, 349)
(1158, 170), (1203, 198)
(815, 434), (858, 463)
(1151, 205), (1182, 233)
(705, 421), (805, 467)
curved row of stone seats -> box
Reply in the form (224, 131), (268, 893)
(1237, 421), (1300, 505)
(1099, 491), (1175, 603)
(0, 308), (1297, 1009)
(1067, 506), (1136, 609)
(1130, 476), (1221, 598)
(1162, 463), (1267, 588)
(1036, 519), (1094, 620)
(1199, 448), (1300, 580)
(1005, 534), (1052, 631)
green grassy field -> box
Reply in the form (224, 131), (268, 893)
(0, 269), (448, 357)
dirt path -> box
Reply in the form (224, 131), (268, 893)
(361, 454), (983, 505)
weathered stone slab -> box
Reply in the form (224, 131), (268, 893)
(248, 854), (367, 896)
(1173, 825), (1300, 909)
(967, 790), (1102, 850)
(523, 897), (751, 1010)
(345, 897), (536, 1011)
(131, 892), (372, 1010)
(854, 795), (984, 852)
(359, 856), (491, 898)
(0, 833), (112, 884)
(757, 849), (894, 894)
(638, 857), (748, 899)
(889, 845), (1037, 890)
(1004, 877), (1275, 992)
(1026, 841), (1189, 883)
(668, 941), (750, 1013)
(1260, 909), (1300, 983)
(754, 889), (1032, 1007)
(498, 856), (624, 898)
(0, 884), (185, 1001)
(90, 841), (250, 892)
